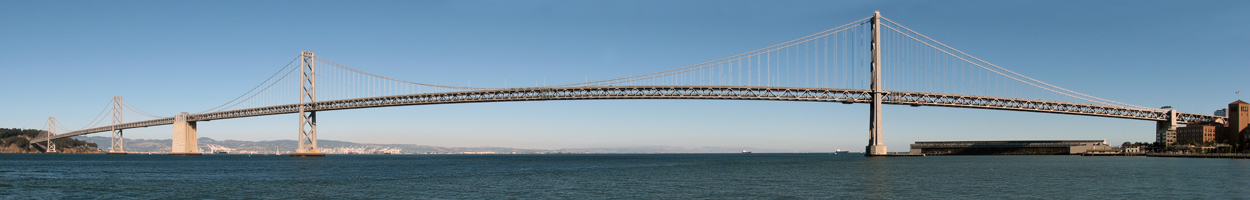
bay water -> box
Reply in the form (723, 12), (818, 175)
(2, 153), (1247, 199)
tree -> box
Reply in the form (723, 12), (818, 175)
(2, 136), (29, 148)
(0, 128), (98, 152)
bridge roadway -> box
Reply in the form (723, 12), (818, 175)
(33, 85), (1224, 143)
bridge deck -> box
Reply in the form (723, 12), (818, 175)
(33, 86), (1223, 143)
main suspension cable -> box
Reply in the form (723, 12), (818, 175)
(199, 56), (301, 113)
(75, 100), (114, 130)
(316, 57), (492, 91)
(547, 17), (873, 88)
(215, 64), (301, 112)
(587, 21), (869, 86)
(880, 24), (1112, 106)
(122, 99), (167, 118)
(882, 17), (1152, 109)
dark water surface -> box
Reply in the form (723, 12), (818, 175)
(1, 153), (1248, 199)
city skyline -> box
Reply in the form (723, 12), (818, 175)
(2, 1), (1248, 152)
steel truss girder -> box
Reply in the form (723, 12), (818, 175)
(36, 86), (1225, 143)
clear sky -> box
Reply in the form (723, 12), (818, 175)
(2, 0), (1247, 152)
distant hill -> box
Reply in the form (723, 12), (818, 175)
(74, 136), (551, 154)
(73, 136), (793, 154)
(1, 128), (102, 153)
(554, 146), (787, 153)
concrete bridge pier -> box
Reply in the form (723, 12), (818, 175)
(170, 112), (200, 155)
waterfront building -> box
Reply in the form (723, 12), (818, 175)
(1177, 124), (1218, 144)
(1155, 105), (1176, 146)
(1228, 100), (1249, 147)
(1120, 145), (1142, 154)
(908, 140), (1108, 155)
(1156, 131), (1175, 146)
(1170, 101), (1249, 151)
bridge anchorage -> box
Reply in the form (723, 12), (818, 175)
(31, 11), (1227, 156)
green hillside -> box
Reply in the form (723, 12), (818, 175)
(0, 128), (101, 153)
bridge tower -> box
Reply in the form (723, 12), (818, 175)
(866, 11), (888, 156)
(292, 51), (325, 157)
(44, 117), (57, 153)
(108, 96), (127, 154)
(170, 112), (200, 155)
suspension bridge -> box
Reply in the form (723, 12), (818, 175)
(30, 12), (1225, 156)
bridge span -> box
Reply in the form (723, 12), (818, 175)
(34, 85), (1222, 143)
(31, 12), (1228, 156)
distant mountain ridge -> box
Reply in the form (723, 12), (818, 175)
(555, 146), (781, 153)
(74, 136), (796, 154)
(74, 136), (549, 154)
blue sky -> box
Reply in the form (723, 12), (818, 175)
(2, 1), (1247, 152)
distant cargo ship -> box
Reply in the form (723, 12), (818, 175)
(742, 150), (752, 154)
(835, 149), (850, 153)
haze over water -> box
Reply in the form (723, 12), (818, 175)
(2, 153), (1247, 199)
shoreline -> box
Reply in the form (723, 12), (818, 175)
(1146, 153), (1250, 159)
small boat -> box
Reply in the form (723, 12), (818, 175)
(742, 150), (752, 154)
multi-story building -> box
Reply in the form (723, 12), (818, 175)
(1228, 100), (1249, 146)
(1157, 118), (1176, 146)
(1170, 101), (1249, 149)
(1177, 124), (1217, 144)
(1156, 130), (1175, 146)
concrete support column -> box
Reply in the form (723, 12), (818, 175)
(171, 112), (200, 155)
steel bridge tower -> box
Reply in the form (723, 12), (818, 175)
(44, 117), (57, 153)
(109, 96), (127, 154)
(292, 51), (325, 156)
(866, 11), (888, 156)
